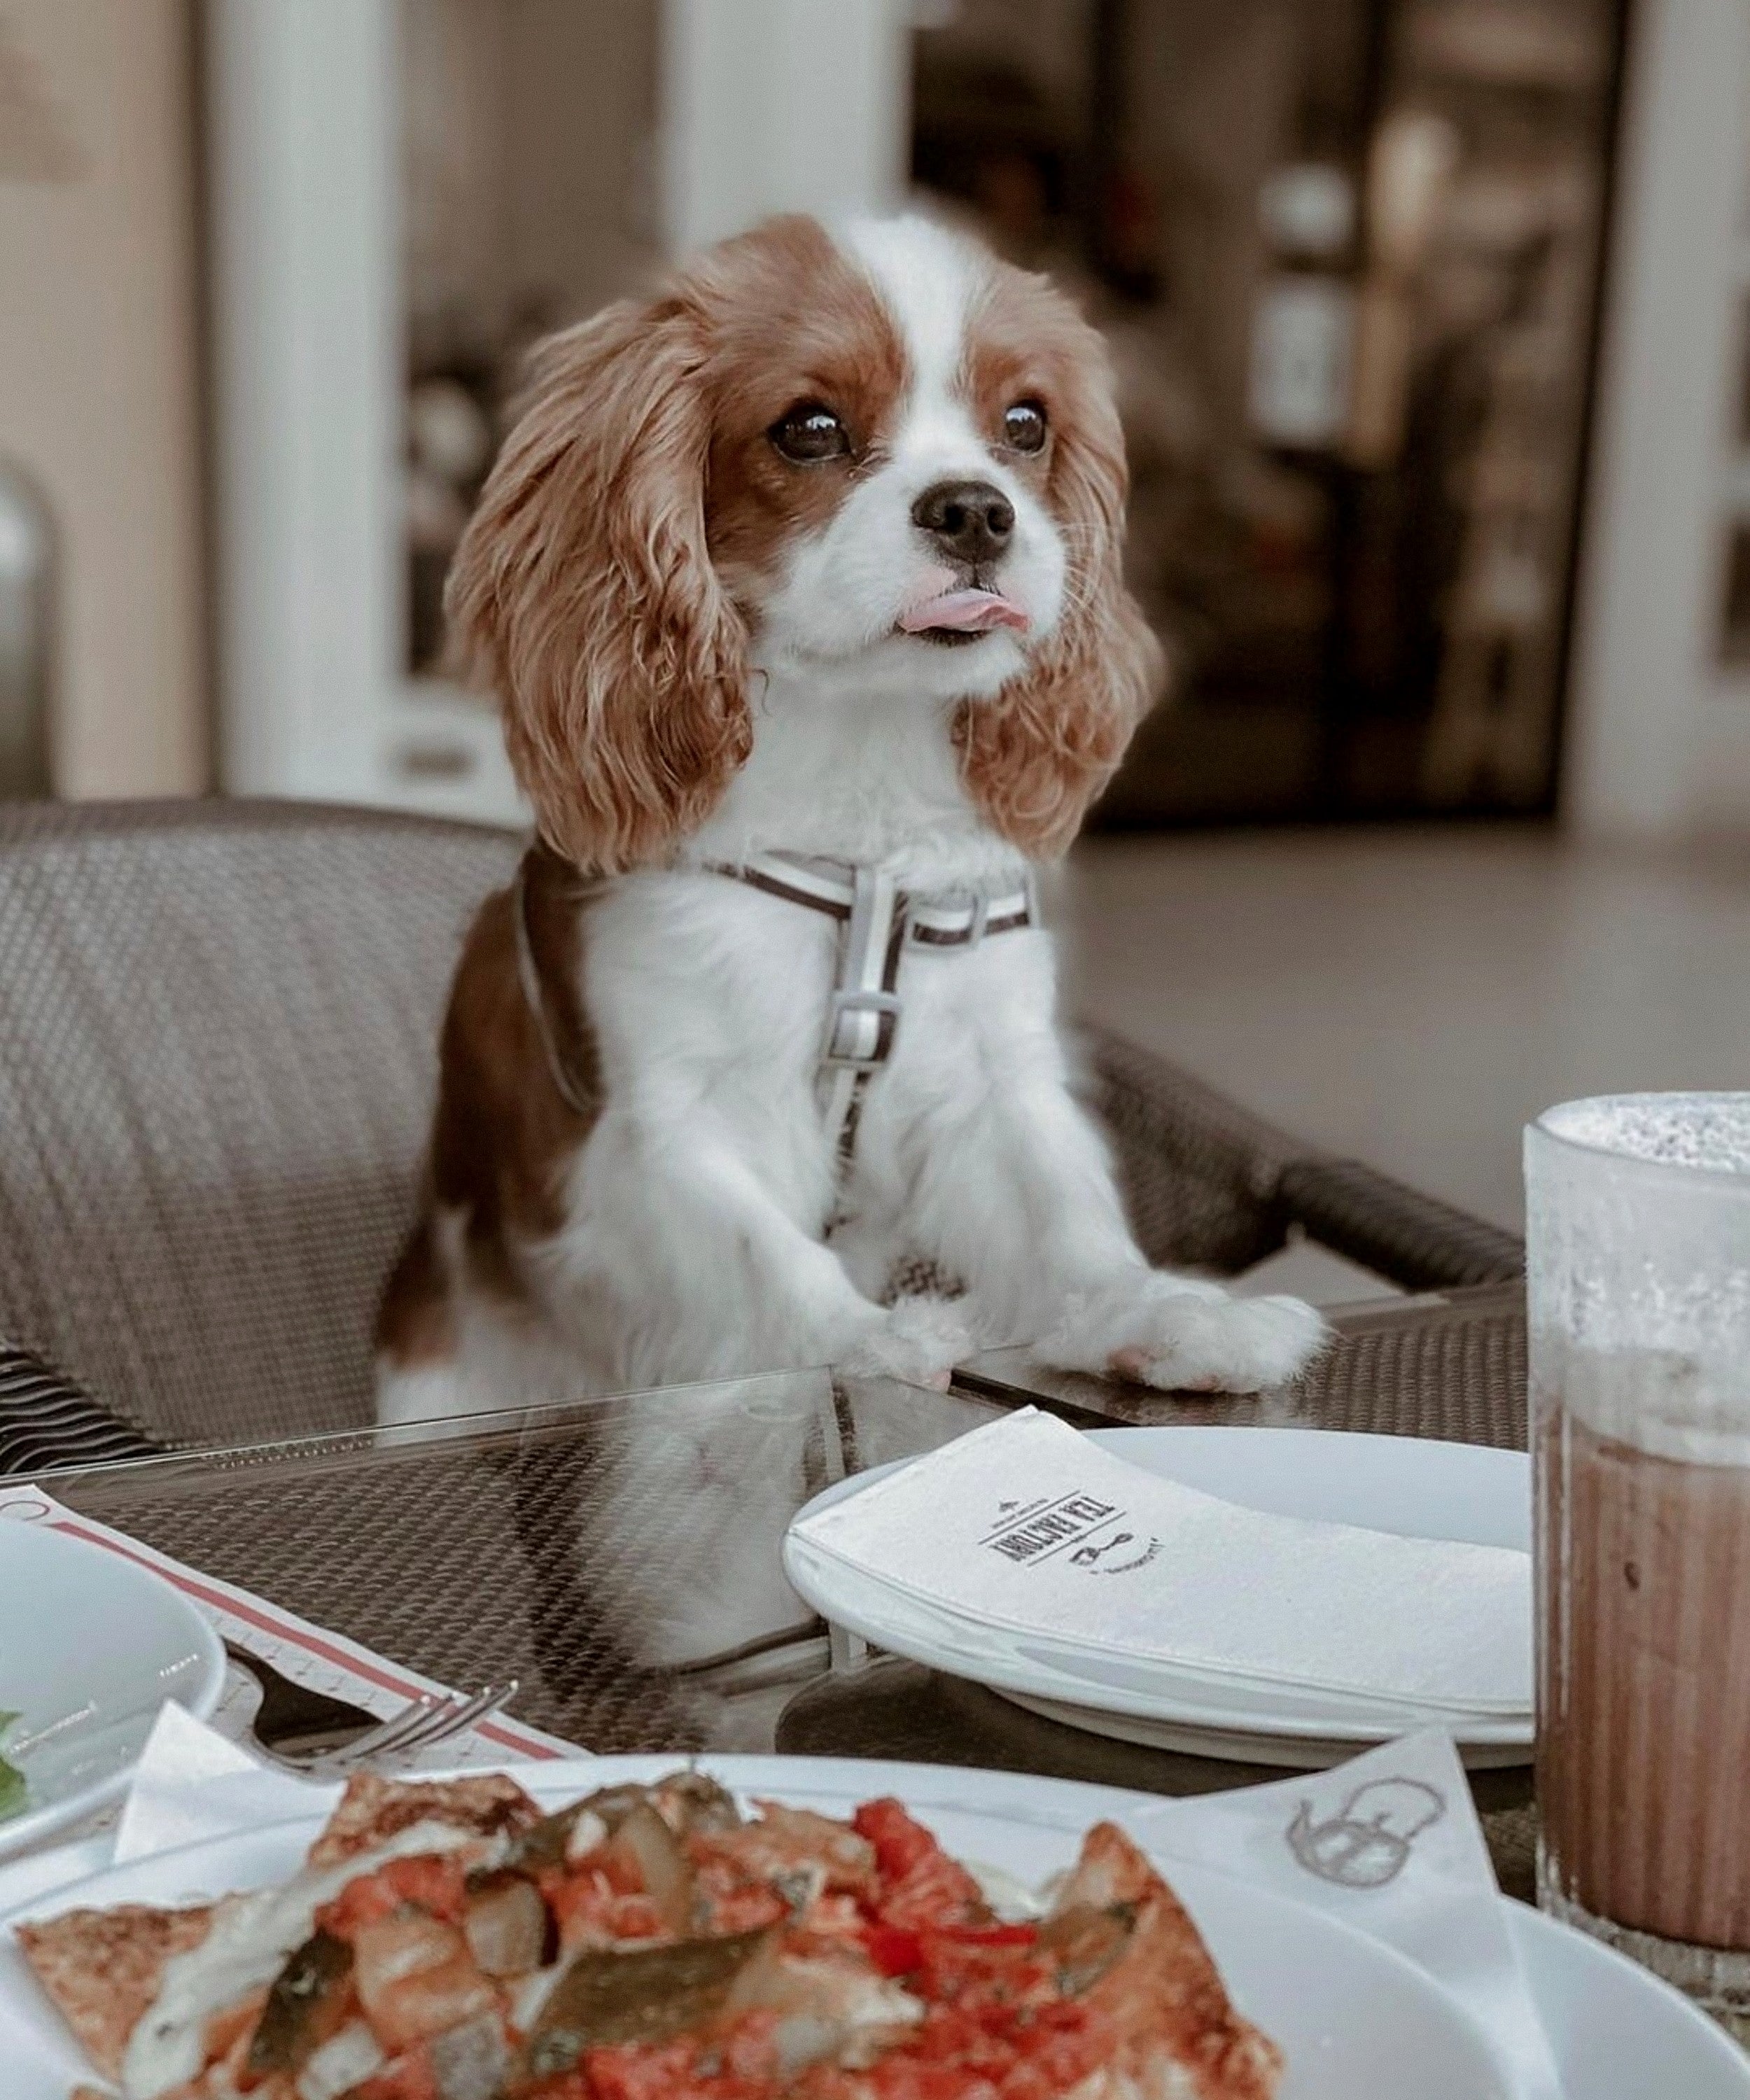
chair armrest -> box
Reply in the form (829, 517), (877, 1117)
(1077, 1024), (1524, 1294)
(0, 1343), (162, 1475)
(1275, 1160), (1524, 1291)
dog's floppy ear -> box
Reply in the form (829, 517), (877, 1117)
(954, 326), (1163, 860)
(444, 294), (751, 872)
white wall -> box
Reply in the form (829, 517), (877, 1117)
(207, 0), (397, 803)
(1566, 0), (1750, 840)
(0, 0), (206, 797)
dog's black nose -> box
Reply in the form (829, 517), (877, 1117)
(911, 479), (1015, 566)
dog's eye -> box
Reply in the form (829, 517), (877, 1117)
(1003, 400), (1047, 454)
(769, 403), (851, 463)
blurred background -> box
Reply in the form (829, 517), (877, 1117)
(1, 0), (1747, 1232)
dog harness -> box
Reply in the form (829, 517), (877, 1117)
(511, 846), (1040, 1180)
(704, 852), (1040, 1178)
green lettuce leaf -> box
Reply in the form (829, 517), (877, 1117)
(0, 1714), (24, 1821)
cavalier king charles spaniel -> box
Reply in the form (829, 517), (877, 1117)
(376, 213), (1325, 1427)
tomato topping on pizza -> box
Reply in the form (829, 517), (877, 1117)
(16, 1771), (1281, 2100)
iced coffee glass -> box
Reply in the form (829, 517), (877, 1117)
(1527, 1094), (1750, 2035)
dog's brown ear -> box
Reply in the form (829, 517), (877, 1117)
(444, 296), (751, 872)
(954, 323), (1163, 860)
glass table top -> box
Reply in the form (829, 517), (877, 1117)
(38, 1292), (1536, 1896)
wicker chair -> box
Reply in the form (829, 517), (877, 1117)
(0, 799), (1523, 1451)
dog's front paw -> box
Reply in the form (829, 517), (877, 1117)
(838, 1296), (976, 1392)
(1110, 1291), (1329, 1393)
(1046, 1278), (1328, 1395)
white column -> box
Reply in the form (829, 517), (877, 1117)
(207, 0), (402, 802)
(660, 0), (911, 254)
(1565, 0), (1750, 839)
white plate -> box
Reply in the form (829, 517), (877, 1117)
(785, 1428), (1533, 1767)
(0, 1525), (225, 1858)
(4, 1757), (1742, 2100)
(0, 1755), (1514, 2100)
(1506, 1900), (1750, 2096)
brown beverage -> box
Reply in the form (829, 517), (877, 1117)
(1537, 1378), (1750, 1954)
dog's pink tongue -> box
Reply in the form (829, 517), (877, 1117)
(899, 588), (1030, 635)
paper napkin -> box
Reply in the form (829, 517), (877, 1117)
(108, 1702), (606, 1868)
(1124, 1726), (1561, 2100)
(787, 1408), (1532, 1716)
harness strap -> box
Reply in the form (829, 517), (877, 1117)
(702, 851), (1040, 1179)
(508, 844), (1040, 1182)
(821, 864), (906, 1179)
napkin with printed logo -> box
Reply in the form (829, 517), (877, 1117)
(786, 1408), (1531, 1718)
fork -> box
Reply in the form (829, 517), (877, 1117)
(225, 1642), (516, 1777)
(273, 1681), (517, 1779)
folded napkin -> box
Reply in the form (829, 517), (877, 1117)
(108, 1702), (603, 1868)
(1127, 1725), (1560, 2100)
(788, 1410), (1532, 1718)
(2, 1707), (1559, 2100)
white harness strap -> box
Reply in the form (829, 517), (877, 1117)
(704, 851), (1039, 1180)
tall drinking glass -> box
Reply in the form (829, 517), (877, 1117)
(1527, 1094), (1750, 2036)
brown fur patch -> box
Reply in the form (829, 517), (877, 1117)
(444, 297), (750, 874)
(377, 844), (599, 1367)
(696, 216), (907, 603)
(953, 261), (1164, 857)
(955, 257), (1073, 505)
(375, 1212), (454, 1368)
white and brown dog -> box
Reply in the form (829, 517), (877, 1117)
(376, 214), (1324, 1427)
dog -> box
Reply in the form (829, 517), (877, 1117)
(376, 212), (1325, 1431)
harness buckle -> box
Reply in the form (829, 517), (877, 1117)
(822, 987), (902, 1070)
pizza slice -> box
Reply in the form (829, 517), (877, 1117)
(16, 1770), (1281, 2100)
(1043, 1820), (1282, 2100)
(17, 1905), (214, 2085)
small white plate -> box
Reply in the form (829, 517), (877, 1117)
(785, 1427), (1532, 1767)
(0, 1755), (1514, 2100)
(0, 1524), (225, 1858)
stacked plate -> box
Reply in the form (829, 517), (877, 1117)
(784, 1425), (1534, 1768)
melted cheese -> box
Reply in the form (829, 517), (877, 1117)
(122, 1820), (497, 2099)
(296, 2019), (385, 2100)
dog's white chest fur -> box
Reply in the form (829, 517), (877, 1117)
(552, 864), (1063, 1390)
